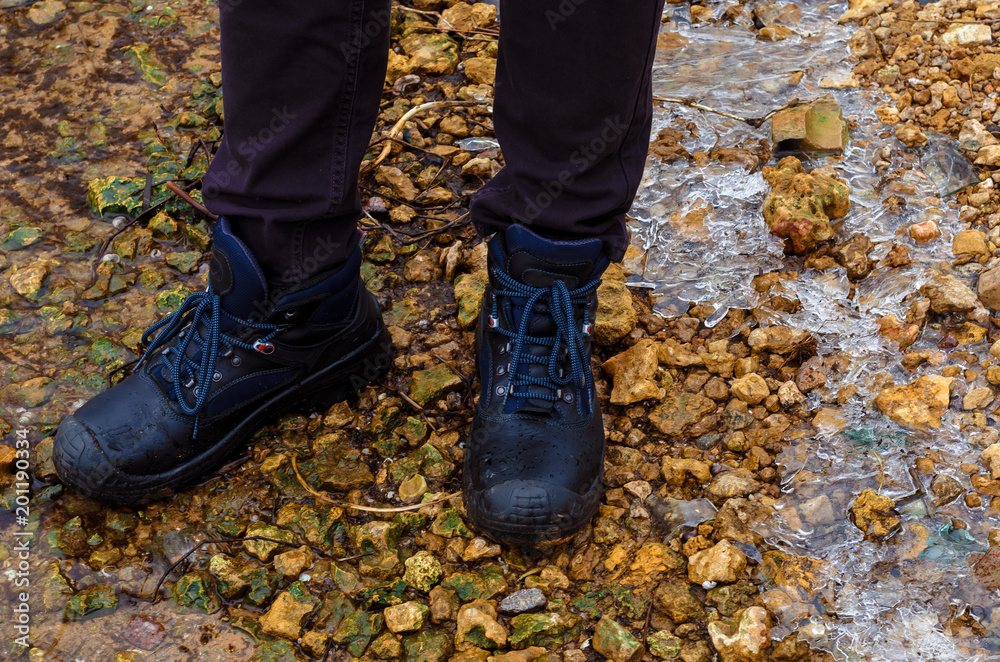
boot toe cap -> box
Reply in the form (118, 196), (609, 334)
(466, 478), (601, 546)
(53, 416), (127, 501)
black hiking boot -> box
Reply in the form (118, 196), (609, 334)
(463, 225), (609, 546)
(53, 217), (391, 503)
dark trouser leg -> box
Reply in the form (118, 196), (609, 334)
(202, 0), (391, 284)
(470, 0), (665, 261)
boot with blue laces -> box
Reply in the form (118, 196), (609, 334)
(464, 224), (609, 546)
(53, 217), (391, 503)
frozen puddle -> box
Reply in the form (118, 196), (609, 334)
(634, 1), (1000, 660)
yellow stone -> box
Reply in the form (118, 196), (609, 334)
(873, 375), (952, 430)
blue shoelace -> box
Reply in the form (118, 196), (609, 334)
(489, 266), (601, 409)
(135, 287), (281, 432)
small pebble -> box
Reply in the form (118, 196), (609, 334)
(498, 588), (547, 615)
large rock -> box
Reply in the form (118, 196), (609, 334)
(747, 326), (812, 354)
(688, 540), (748, 585)
(385, 601), (430, 633)
(705, 469), (762, 502)
(921, 272), (978, 313)
(602, 339), (665, 405)
(849, 489), (901, 540)
(979, 266), (1000, 310)
(874, 375), (952, 430)
(940, 23), (992, 47)
(592, 616), (644, 662)
(762, 156), (850, 254)
(595, 264), (637, 345)
(260, 582), (319, 640)
(399, 32), (459, 75)
(769, 96), (849, 154)
(730, 374), (769, 405)
(649, 390), (717, 436)
(838, 0), (893, 23)
(455, 599), (507, 650)
(707, 606), (772, 662)
(453, 269), (488, 329)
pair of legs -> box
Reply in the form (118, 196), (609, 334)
(54, 0), (665, 546)
(205, 0), (665, 273)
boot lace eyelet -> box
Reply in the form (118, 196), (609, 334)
(496, 385), (506, 396)
(284, 309), (298, 319)
(253, 339), (275, 354)
(231, 355), (242, 366)
(496, 365), (506, 376)
(213, 371), (223, 382)
(564, 392), (574, 403)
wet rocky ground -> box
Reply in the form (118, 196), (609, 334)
(5, 0), (1000, 661)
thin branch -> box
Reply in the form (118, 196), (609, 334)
(289, 454), (460, 512)
(165, 181), (217, 219)
(653, 96), (802, 129)
(367, 100), (491, 172)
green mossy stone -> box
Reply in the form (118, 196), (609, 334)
(430, 508), (472, 539)
(2, 226), (43, 250)
(440, 566), (507, 602)
(39, 561), (74, 613)
(398, 32), (459, 76)
(648, 630), (682, 659)
(507, 611), (582, 649)
(593, 616), (644, 662)
(366, 235), (397, 263)
(401, 629), (453, 662)
(358, 579), (408, 610)
(123, 43), (167, 86)
(171, 570), (221, 613)
(361, 261), (384, 292)
(243, 567), (282, 607)
(208, 554), (248, 600)
(298, 435), (375, 492)
(87, 337), (126, 366)
(276, 502), (344, 549)
(186, 221), (211, 251)
(166, 250), (202, 274)
(86, 176), (144, 216)
(613, 583), (652, 620)
(65, 583), (118, 619)
(408, 364), (462, 407)
(384, 293), (422, 326)
(314, 590), (355, 631)
(453, 270), (488, 330)
(242, 522), (296, 562)
(352, 521), (403, 580)
(387, 443), (455, 483)
(102, 511), (136, 540)
(248, 639), (307, 662)
(148, 211), (181, 240)
(706, 579), (756, 617)
(156, 284), (192, 312)
(331, 610), (384, 657)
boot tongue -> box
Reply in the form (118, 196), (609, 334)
(503, 224), (605, 287)
(209, 217), (270, 331)
(499, 225), (606, 414)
